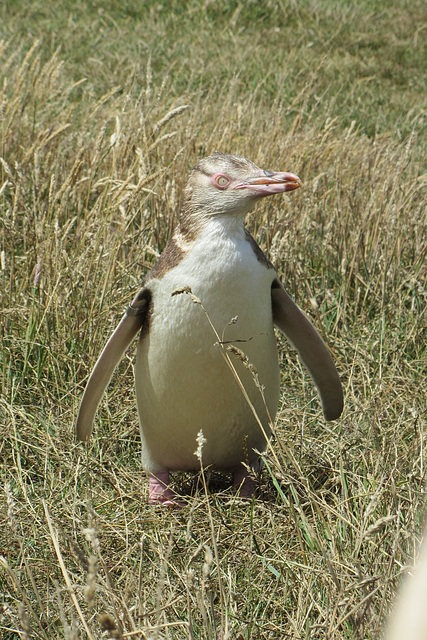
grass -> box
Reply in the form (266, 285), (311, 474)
(0, 1), (426, 638)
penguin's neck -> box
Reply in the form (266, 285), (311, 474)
(178, 202), (252, 244)
(176, 210), (249, 254)
(168, 216), (263, 298)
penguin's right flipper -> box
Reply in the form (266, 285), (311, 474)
(76, 289), (150, 442)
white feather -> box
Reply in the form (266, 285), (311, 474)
(135, 217), (280, 473)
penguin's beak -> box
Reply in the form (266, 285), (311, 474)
(233, 170), (302, 196)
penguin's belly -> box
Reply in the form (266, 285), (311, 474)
(134, 240), (280, 473)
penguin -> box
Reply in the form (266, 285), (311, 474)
(76, 152), (343, 505)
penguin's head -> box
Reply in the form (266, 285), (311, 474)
(181, 152), (302, 220)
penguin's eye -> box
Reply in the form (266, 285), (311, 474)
(215, 175), (230, 188)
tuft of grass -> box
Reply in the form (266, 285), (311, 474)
(1, 2), (426, 638)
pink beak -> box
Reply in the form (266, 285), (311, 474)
(233, 170), (302, 196)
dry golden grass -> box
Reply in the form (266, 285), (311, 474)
(0, 22), (426, 640)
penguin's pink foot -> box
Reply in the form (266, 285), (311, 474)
(233, 468), (256, 499)
(148, 472), (185, 507)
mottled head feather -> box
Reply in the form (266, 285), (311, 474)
(180, 152), (264, 237)
(192, 152), (260, 176)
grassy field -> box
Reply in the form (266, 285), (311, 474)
(1, 1), (426, 638)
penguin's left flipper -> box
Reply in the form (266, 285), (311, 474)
(271, 280), (343, 421)
(76, 289), (150, 442)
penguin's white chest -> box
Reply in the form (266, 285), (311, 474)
(134, 226), (280, 473)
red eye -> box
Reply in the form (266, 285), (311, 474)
(215, 175), (229, 188)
